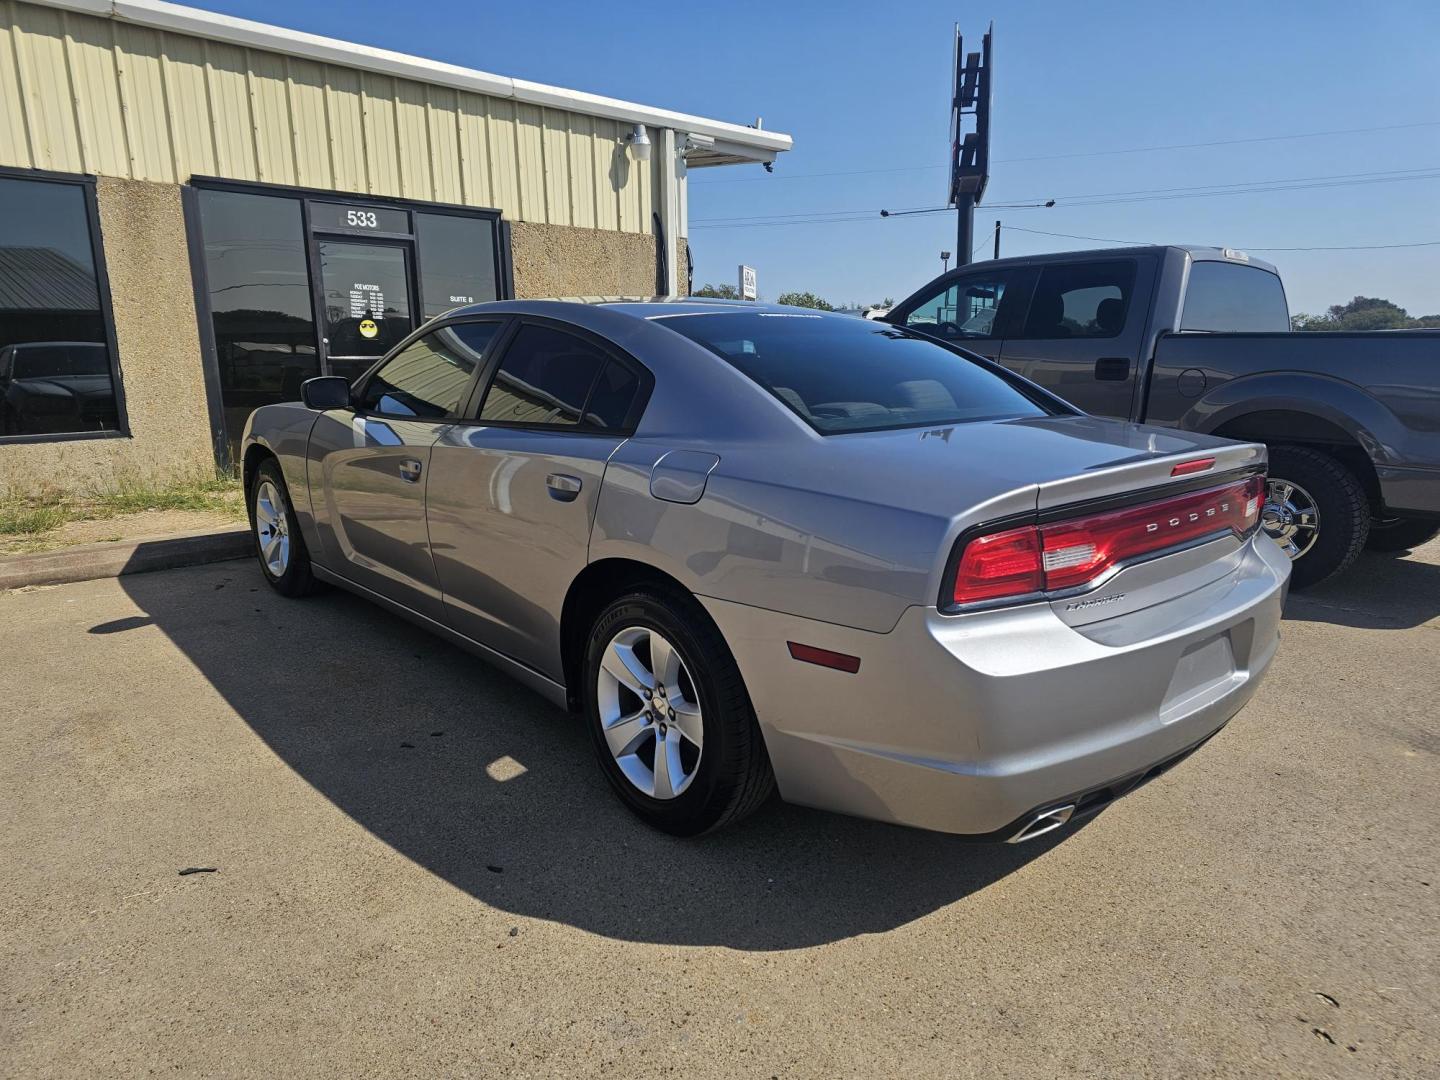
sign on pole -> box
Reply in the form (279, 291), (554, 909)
(739, 265), (757, 301)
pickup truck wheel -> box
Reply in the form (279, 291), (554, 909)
(1262, 446), (1369, 590)
(1365, 516), (1440, 553)
(249, 459), (319, 598)
(583, 585), (775, 836)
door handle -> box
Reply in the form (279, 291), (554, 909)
(545, 473), (583, 502)
(1094, 357), (1131, 381)
(398, 458), (423, 483)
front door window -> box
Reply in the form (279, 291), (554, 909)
(318, 241), (415, 383)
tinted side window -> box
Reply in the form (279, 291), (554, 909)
(1181, 262), (1289, 332)
(0, 175), (120, 439)
(478, 324), (608, 428)
(1018, 261), (1136, 339)
(360, 322), (499, 418)
(583, 361), (641, 429)
(903, 275), (1008, 340)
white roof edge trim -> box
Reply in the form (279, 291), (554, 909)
(33, 0), (792, 155)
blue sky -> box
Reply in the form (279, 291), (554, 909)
(207, 0), (1439, 315)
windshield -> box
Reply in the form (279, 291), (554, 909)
(11, 343), (110, 380)
(657, 311), (1056, 434)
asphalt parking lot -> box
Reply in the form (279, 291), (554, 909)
(2, 543), (1437, 1079)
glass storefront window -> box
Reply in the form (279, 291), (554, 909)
(0, 174), (120, 439)
(197, 189), (320, 457)
(416, 212), (499, 319)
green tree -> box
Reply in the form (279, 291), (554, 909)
(692, 282), (740, 299)
(776, 290), (834, 311)
(1292, 295), (1422, 331)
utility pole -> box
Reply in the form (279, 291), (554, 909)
(949, 23), (993, 266)
(994, 220), (1001, 260)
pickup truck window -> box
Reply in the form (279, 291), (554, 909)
(901, 274), (1010, 341)
(1180, 262), (1289, 333)
(1016, 261), (1136, 340)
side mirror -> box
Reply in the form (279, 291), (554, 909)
(300, 376), (353, 411)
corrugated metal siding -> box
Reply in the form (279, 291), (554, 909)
(0, 0), (672, 232)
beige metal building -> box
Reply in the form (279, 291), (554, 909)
(0, 0), (790, 492)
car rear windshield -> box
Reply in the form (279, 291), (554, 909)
(658, 311), (1055, 434)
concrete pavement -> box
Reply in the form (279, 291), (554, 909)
(1, 543), (1436, 1078)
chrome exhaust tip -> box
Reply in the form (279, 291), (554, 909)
(1006, 804), (1075, 844)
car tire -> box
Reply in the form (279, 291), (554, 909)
(583, 584), (775, 836)
(1364, 515), (1440, 553)
(249, 458), (319, 598)
(1263, 445), (1370, 590)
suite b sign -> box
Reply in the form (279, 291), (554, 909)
(739, 265), (757, 301)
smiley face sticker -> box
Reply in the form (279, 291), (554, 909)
(359, 317), (379, 339)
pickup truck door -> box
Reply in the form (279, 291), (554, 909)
(306, 320), (503, 622)
(999, 256), (1157, 419)
(887, 267), (1027, 364)
(426, 319), (647, 679)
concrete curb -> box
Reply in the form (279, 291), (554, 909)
(0, 527), (251, 591)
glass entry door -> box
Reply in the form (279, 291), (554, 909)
(317, 240), (415, 383)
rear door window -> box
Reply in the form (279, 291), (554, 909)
(477, 323), (641, 431)
(1180, 262), (1290, 332)
(1016, 261), (1136, 340)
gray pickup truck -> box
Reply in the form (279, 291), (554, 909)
(886, 245), (1440, 587)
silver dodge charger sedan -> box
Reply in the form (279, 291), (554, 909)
(241, 300), (1290, 840)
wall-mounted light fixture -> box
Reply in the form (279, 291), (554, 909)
(626, 124), (652, 161)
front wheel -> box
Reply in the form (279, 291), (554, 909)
(248, 459), (319, 597)
(583, 585), (774, 836)
(1261, 445), (1370, 590)
(1365, 515), (1440, 553)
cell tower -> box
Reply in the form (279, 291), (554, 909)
(949, 23), (993, 266)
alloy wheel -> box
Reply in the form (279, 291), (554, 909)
(1262, 477), (1320, 560)
(596, 626), (704, 800)
(254, 479), (291, 577)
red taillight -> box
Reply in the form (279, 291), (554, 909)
(951, 524), (1044, 605)
(949, 474), (1265, 608)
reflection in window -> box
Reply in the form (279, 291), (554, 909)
(360, 322), (498, 418)
(479, 324), (609, 427)
(416, 212), (499, 319)
(197, 189), (319, 458)
(0, 175), (119, 438)
(1019, 262), (1135, 340)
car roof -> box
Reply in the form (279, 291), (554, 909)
(443, 297), (856, 323)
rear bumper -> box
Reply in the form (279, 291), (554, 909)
(701, 534), (1290, 837)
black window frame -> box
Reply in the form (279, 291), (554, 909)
(185, 175), (515, 465)
(458, 315), (654, 437)
(1009, 258), (1138, 342)
(0, 165), (129, 446)
(350, 316), (510, 424)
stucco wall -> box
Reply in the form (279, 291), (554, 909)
(0, 177), (214, 496)
(510, 221), (657, 299)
